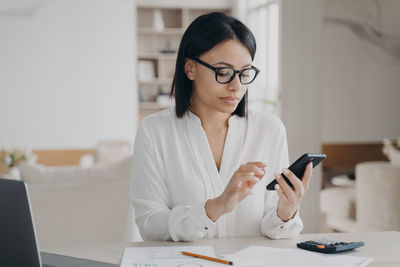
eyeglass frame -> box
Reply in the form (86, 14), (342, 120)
(188, 56), (260, 85)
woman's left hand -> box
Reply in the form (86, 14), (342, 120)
(274, 162), (313, 222)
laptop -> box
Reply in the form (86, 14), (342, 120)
(0, 179), (118, 267)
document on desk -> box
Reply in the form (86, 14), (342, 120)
(224, 246), (374, 267)
(120, 246), (224, 267)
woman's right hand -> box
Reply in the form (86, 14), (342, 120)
(205, 162), (266, 222)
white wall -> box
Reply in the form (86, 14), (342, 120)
(280, 0), (324, 233)
(322, 0), (400, 143)
(0, 0), (137, 149)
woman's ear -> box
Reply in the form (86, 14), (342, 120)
(184, 58), (195, 80)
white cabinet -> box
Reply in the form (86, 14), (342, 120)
(135, 0), (234, 120)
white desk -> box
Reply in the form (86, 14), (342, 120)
(45, 231), (400, 266)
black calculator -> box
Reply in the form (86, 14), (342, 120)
(297, 239), (365, 254)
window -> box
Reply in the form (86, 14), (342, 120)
(242, 0), (281, 115)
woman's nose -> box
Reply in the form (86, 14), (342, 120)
(227, 73), (242, 91)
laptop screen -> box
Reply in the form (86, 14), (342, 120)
(0, 179), (42, 267)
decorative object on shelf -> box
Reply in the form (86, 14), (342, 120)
(160, 39), (176, 54)
(382, 137), (400, 167)
(138, 60), (156, 82)
(156, 87), (172, 106)
(0, 147), (37, 179)
(153, 9), (165, 32)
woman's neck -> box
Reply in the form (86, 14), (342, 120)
(189, 104), (231, 130)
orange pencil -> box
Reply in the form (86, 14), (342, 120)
(181, 251), (234, 265)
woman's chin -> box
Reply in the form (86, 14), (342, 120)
(216, 105), (238, 114)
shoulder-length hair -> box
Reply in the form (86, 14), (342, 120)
(170, 12), (257, 118)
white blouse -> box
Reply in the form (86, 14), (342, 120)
(130, 107), (303, 241)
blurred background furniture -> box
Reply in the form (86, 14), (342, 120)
(331, 174), (355, 187)
(33, 140), (132, 167)
(356, 162), (400, 231)
(33, 149), (92, 167)
(79, 140), (132, 167)
(321, 142), (388, 189)
(320, 161), (400, 232)
(18, 141), (141, 249)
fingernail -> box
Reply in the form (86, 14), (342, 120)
(282, 168), (289, 175)
(257, 168), (264, 175)
(250, 172), (255, 176)
(309, 162), (313, 168)
(274, 184), (280, 191)
(275, 173), (281, 180)
(261, 161), (267, 166)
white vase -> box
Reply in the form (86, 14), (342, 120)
(153, 9), (165, 32)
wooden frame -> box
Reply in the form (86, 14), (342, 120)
(33, 150), (92, 166)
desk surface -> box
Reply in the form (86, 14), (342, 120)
(45, 231), (400, 266)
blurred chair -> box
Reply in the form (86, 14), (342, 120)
(19, 151), (142, 249)
(80, 140), (132, 167)
(320, 161), (400, 232)
(356, 162), (400, 231)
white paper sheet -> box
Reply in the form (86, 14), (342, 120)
(120, 246), (225, 267)
(223, 246), (374, 267)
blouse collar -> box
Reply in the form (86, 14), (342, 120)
(185, 109), (239, 127)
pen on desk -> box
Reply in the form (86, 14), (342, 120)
(181, 251), (234, 265)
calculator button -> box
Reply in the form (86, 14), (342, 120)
(317, 245), (325, 249)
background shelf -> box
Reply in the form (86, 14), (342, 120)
(135, 1), (233, 120)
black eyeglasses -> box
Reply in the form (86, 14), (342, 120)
(189, 56), (260, 85)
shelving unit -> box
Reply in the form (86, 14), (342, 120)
(135, 0), (234, 119)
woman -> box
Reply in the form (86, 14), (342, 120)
(131, 12), (313, 241)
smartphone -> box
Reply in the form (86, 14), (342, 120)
(266, 153), (326, 190)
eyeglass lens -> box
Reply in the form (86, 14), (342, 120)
(216, 68), (257, 84)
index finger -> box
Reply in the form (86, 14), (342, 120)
(302, 162), (313, 191)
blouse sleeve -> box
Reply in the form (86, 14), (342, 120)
(260, 120), (304, 239)
(130, 122), (216, 241)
